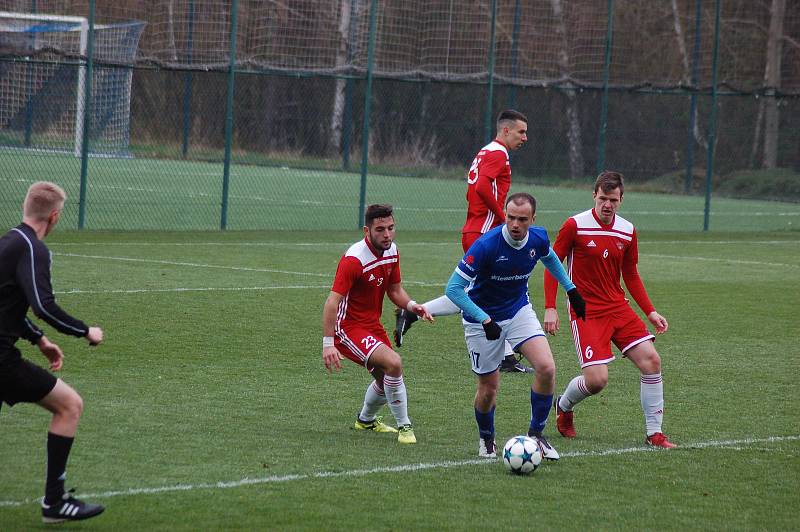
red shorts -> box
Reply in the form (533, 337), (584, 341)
(461, 232), (482, 252)
(570, 305), (655, 368)
(335, 326), (391, 370)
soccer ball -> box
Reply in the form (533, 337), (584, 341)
(502, 436), (542, 475)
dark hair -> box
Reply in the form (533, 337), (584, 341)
(365, 203), (394, 226)
(505, 192), (536, 214)
(594, 171), (625, 196)
(497, 109), (528, 128)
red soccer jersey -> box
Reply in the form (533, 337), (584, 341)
(331, 237), (401, 329)
(544, 209), (655, 319)
(462, 140), (511, 235)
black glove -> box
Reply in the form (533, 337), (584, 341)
(567, 288), (586, 321)
(482, 319), (502, 340)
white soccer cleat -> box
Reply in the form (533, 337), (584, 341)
(478, 437), (497, 458)
(530, 433), (560, 460)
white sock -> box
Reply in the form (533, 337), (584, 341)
(383, 374), (410, 426)
(423, 295), (461, 317)
(559, 375), (592, 412)
(503, 342), (514, 358)
(359, 380), (387, 422)
(640, 373), (664, 436)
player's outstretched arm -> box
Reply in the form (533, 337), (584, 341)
(444, 271), (502, 340)
(387, 283), (433, 322)
(544, 219), (577, 316)
(444, 271), (488, 323)
(540, 248), (585, 320)
(540, 247), (574, 291)
(321, 291), (345, 372)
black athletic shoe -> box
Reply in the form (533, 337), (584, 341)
(42, 490), (105, 523)
(499, 355), (534, 373)
(393, 308), (418, 347)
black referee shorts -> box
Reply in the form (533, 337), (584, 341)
(0, 349), (58, 410)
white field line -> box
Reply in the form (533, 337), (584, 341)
(54, 280), (446, 295)
(0, 435), (796, 508)
(52, 252), (331, 278)
(55, 285), (332, 295)
(640, 252), (799, 269)
(51, 252), (442, 288)
(52, 248), (796, 293)
(47, 246), (795, 295)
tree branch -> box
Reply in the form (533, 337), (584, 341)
(782, 34), (800, 51)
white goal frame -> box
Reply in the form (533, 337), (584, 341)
(0, 11), (89, 156)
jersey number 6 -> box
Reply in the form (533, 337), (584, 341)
(467, 157), (481, 184)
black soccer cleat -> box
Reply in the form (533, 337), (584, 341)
(41, 490), (105, 524)
(499, 355), (534, 373)
(393, 308), (418, 347)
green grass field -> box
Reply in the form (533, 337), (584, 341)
(0, 228), (798, 530)
(2, 149), (799, 233)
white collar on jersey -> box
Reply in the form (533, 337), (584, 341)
(502, 225), (528, 249)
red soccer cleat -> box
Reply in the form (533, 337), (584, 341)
(646, 432), (677, 449)
(554, 396), (576, 438)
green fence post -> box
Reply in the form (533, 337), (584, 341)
(220, 0), (238, 230)
(684, 0), (702, 194)
(703, 0), (721, 231)
(484, 0), (498, 144)
(181, 0), (195, 159)
(77, 0), (96, 230)
(358, 0), (378, 229)
(596, 0), (614, 175)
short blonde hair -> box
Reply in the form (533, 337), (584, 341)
(23, 181), (66, 221)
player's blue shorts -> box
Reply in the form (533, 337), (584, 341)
(462, 304), (545, 375)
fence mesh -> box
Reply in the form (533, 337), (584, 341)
(0, 0), (798, 232)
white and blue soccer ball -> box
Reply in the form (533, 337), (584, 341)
(502, 436), (542, 475)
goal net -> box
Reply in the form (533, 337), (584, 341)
(0, 12), (144, 156)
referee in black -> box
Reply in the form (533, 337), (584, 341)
(0, 181), (105, 523)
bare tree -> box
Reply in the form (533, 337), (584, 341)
(762, 0), (785, 169)
(550, 0), (584, 179)
(166, 0), (179, 62)
(330, 0), (353, 155)
(749, 92), (765, 169)
(671, 0), (706, 151)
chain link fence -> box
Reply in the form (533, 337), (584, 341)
(1, 0), (798, 232)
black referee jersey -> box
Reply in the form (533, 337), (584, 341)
(0, 223), (88, 364)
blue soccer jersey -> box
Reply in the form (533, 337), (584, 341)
(455, 225), (550, 323)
